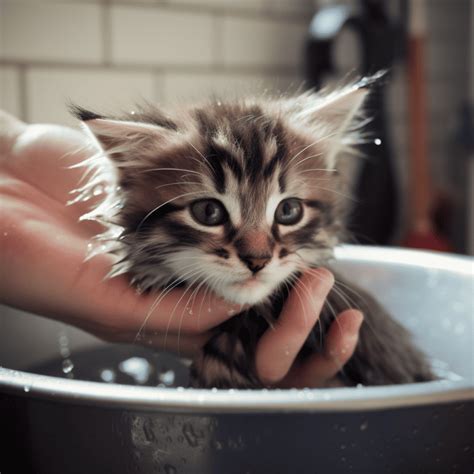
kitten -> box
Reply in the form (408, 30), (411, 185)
(71, 78), (433, 388)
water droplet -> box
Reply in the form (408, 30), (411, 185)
(208, 307), (212, 313)
(130, 110), (136, 115)
(3, 232), (8, 236)
(59, 334), (69, 347)
(158, 369), (175, 386)
(100, 368), (116, 383)
(374, 138), (382, 145)
(360, 421), (368, 431)
(60, 346), (71, 358)
(23, 386), (30, 392)
(62, 359), (74, 374)
(92, 184), (105, 196)
(118, 357), (152, 384)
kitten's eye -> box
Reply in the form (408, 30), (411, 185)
(190, 199), (228, 226)
(275, 198), (303, 225)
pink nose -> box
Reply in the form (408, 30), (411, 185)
(240, 255), (271, 274)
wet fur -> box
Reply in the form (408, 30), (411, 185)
(71, 78), (434, 388)
(191, 276), (433, 388)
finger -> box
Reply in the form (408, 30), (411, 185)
(92, 326), (211, 358)
(130, 286), (244, 334)
(255, 268), (334, 385)
(282, 309), (363, 388)
(139, 331), (211, 356)
(73, 253), (244, 335)
(0, 111), (27, 155)
(8, 124), (94, 206)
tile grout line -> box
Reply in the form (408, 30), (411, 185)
(0, 59), (301, 77)
(17, 64), (28, 122)
(100, 1), (310, 23)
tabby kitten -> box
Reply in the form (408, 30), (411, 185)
(71, 78), (433, 388)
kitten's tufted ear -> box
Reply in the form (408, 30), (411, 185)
(291, 82), (370, 168)
(70, 105), (177, 167)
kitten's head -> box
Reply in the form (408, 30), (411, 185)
(72, 80), (369, 305)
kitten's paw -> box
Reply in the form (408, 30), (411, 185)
(190, 356), (260, 389)
(190, 334), (261, 389)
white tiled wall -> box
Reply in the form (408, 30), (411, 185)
(110, 7), (216, 66)
(26, 67), (158, 123)
(0, 0), (311, 126)
(0, 66), (20, 117)
(1, 3), (104, 63)
(221, 16), (307, 68)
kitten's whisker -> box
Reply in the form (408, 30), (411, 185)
(134, 263), (203, 341)
(154, 181), (201, 191)
(175, 275), (205, 356)
(181, 138), (213, 170)
(177, 275), (213, 355)
(293, 153), (326, 169)
(285, 130), (340, 170)
(136, 191), (206, 232)
(285, 140), (321, 169)
(161, 268), (206, 349)
(291, 281), (309, 329)
(141, 167), (208, 180)
(165, 273), (203, 355)
(296, 181), (356, 202)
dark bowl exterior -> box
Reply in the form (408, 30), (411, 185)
(1, 392), (473, 474)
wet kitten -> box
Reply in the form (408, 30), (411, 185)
(71, 78), (433, 388)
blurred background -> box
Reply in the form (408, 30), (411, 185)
(1, 0), (473, 254)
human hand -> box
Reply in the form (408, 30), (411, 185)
(0, 111), (362, 387)
(255, 268), (364, 388)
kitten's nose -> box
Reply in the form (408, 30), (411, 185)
(239, 255), (271, 274)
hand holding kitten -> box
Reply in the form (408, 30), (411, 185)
(0, 110), (363, 388)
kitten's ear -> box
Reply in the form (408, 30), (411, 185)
(70, 105), (176, 166)
(293, 83), (369, 168)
